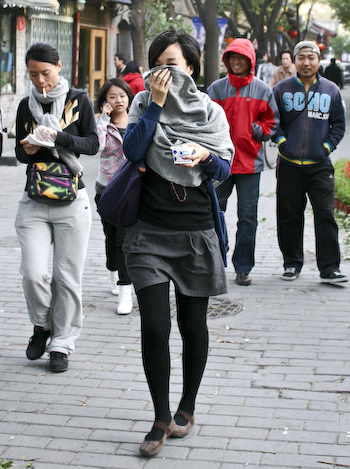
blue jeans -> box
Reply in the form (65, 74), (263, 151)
(215, 173), (260, 274)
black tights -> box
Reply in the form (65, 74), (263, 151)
(137, 282), (209, 427)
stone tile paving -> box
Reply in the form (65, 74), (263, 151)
(0, 153), (349, 469)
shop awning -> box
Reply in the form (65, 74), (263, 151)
(0, 0), (59, 13)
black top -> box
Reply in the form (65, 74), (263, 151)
(138, 166), (214, 231)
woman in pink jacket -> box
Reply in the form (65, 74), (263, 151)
(95, 78), (134, 314)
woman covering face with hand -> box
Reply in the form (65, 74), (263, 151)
(15, 42), (98, 373)
(122, 30), (234, 457)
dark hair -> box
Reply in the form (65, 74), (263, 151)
(26, 42), (60, 66)
(114, 53), (125, 63)
(330, 58), (336, 64)
(97, 78), (134, 111)
(148, 30), (201, 82)
(124, 61), (141, 75)
(280, 49), (293, 60)
(256, 50), (267, 60)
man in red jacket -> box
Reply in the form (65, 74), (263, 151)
(207, 39), (279, 285)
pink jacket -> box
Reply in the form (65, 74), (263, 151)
(96, 114), (125, 187)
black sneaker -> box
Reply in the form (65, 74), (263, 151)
(26, 326), (50, 360)
(49, 352), (68, 372)
(281, 267), (300, 281)
(321, 271), (349, 284)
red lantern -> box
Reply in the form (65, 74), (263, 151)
(318, 43), (326, 51)
(288, 29), (298, 39)
(225, 37), (234, 44)
(279, 26), (284, 32)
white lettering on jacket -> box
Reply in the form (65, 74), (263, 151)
(283, 92), (331, 113)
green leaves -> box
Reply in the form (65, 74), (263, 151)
(145, 0), (192, 41)
(0, 460), (14, 469)
(334, 158), (350, 206)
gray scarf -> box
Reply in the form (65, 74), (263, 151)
(28, 76), (83, 176)
(128, 66), (234, 187)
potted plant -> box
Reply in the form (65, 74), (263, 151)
(334, 158), (350, 214)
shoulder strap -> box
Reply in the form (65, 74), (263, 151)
(284, 79), (321, 129)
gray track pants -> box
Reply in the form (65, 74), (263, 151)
(15, 189), (91, 354)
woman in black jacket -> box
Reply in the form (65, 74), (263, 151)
(15, 42), (98, 372)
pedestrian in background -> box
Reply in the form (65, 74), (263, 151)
(269, 49), (296, 87)
(123, 30), (234, 457)
(273, 41), (347, 284)
(207, 38), (279, 286)
(122, 61), (145, 95)
(255, 49), (276, 84)
(15, 42), (98, 372)
(324, 58), (343, 89)
(95, 78), (134, 314)
(114, 53), (126, 77)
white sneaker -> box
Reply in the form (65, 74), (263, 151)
(109, 271), (119, 295)
(117, 284), (133, 315)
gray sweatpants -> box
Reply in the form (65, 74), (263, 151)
(15, 189), (91, 355)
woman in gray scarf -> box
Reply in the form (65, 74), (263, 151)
(123, 31), (234, 457)
(15, 43), (98, 373)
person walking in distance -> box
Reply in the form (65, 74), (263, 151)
(207, 38), (279, 286)
(269, 49), (296, 87)
(255, 49), (276, 84)
(114, 53), (126, 78)
(273, 41), (347, 284)
(122, 61), (145, 95)
(324, 58), (343, 89)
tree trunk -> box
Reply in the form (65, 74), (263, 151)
(194, 0), (221, 89)
(129, 0), (147, 70)
(203, 15), (220, 89)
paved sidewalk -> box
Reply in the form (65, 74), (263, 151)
(0, 142), (350, 468)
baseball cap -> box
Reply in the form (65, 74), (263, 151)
(293, 41), (320, 57)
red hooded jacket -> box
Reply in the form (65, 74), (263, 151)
(123, 73), (145, 96)
(207, 39), (279, 174)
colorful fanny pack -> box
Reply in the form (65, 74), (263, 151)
(27, 161), (78, 205)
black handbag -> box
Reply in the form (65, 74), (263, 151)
(98, 158), (146, 226)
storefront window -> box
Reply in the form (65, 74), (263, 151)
(0, 14), (16, 94)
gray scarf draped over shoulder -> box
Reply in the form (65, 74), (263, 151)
(127, 66), (234, 187)
(28, 76), (83, 176)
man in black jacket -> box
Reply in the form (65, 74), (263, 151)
(324, 58), (343, 89)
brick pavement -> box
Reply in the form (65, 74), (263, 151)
(0, 144), (349, 468)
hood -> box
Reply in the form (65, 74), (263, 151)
(123, 73), (141, 83)
(222, 38), (256, 88)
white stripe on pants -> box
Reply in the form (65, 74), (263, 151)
(15, 189), (91, 354)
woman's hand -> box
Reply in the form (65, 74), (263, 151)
(177, 142), (210, 168)
(35, 125), (57, 143)
(150, 68), (173, 107)
(102, 102), (113, 116)
(19, 140), (41, 155)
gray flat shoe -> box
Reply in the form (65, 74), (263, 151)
(139, 419), (175, 457)
(171, 410), (194, 438)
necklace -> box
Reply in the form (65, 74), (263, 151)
(170, 181), (187, 203)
